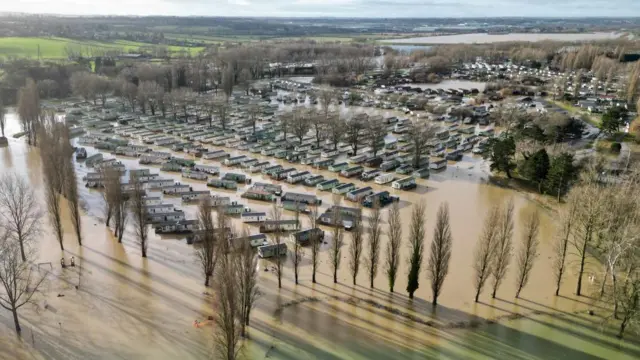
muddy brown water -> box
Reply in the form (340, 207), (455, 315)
(1, 111), (638, 360)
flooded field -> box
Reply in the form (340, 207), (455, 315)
(381, 32), (624, 44)
(1, 110), (638, 359)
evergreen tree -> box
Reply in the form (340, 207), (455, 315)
(483, 136), (516, 178)
(523, 149), (550, 192)
(545, 152), (578, 201)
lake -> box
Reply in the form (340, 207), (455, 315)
(381, 32), (624, 44)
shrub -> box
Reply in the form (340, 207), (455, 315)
(610, 142), (622, 154)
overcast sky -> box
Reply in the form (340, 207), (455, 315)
(1, 0), (639, 17)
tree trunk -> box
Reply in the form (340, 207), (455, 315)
(204, 274), (210, 287)
(618, 318), (627, 338)
(506, 168), (513, 179)
(576, 235), (588, 296)
(334, 272), (337, 284)
(474, 289), (480, 303)
(12, 309), (21, 334)
(19, 238), (26, 262)
(600, 266), (609, 298)
(312, 266), (316, 283)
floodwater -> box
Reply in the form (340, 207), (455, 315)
(1, 110), (638, 359)
(381, 32), (624, 44)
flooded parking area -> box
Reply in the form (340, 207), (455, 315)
(1, 110), (638, 360)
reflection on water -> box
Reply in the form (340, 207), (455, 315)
(0, 110), (637, 360)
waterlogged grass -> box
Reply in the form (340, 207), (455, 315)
(0, 37), (203, 59)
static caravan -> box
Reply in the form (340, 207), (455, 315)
(287, 171), (312, 184)
(143, 196), (162, 206)
(252, 183), (282, 195)
(321, 149), (339, 159)
(348, 154), (368, 164)
(328, 162), (348, 172)
(241, 189), (277, 202)
(262, 164), (283, 176)
(203, 150), (229, 160)
(316, 179), (340, 191)
(301, 155), (319, 165)
(85, 153), (104, 167)
(193, 164), (220, 175)
(380, 160), (399, 172)
(430, 158), (447, 171)
(129, 169), (151, 176)
(281, 201), (309, 213)
(445, 149), (463, 161)
(340, 166), (364, 178)
(85, 180), (104, 188)
(281, 192), (321, 205)
(314, 158), (334, 169)
(241, 212), (267, 223)
(305, 175), (325, 186)
(161, 162), (183, 172)
(241, 158), (258, 168)
(233, 233), (268, 248)
(181, 169), (208, 181)
(210, 196), (232, 207)
(259, 220), (300, 233)
(374, 173), (395, 185)
(146, 211), (186, 224)
(261, 146), (278, 156)
(332, 183), (356, 195)
(139, 155), (165, 165)
(363, 191), (398, 208)
(249, 161), (270, 173)
(144, 204), (175, 214)
(346, 187), (374, 202)
(206, 178), (238, 190)
(82, 172), (104, 181)
(144, 178), (174, 190)
(392, 176), (417, 191)
(272, 168), (296, 181)
(413, 167), (430, 179)
(289, 228), (325, 245)
(224, 155), (248, 166)
(162, 184), (192, 195)
(360, 169), (381, 181)
(148, 151), (171, 160)
(155, 137), (176, 146)
(154, 220), (199, 234)
(258, 243), (288, 258)
(181, 191), (211, 203)
(225, 203), (248, 215)
(223, 173), (250, 184)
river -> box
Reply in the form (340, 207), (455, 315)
(381, 32), (624, 44)
(0, 110), (638, 360)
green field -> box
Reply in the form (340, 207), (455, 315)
(0, 37), (203, 59)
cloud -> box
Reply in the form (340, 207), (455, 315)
(1, 0), (639, 17)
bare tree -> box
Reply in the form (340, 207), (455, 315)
(102, 167), (119, 228)
(330, 195), (344, 284)
(385, 201), (402, 292)
(270, 203), (284, 288)
(348, 204), (364, 285)
(611, 271), (639, 338)
(235, 228), (259, 337)
(515, 211), (540, 298)
(553, 196), (578, 296)
(196, 198), (217, 287)
(0, 173), (42, 262)
(221, 66), (234, 99)
(365, 115), (387, 157)
(345, 113), (366, 155)
(326, 113), (345, 151)
(129, 174), (148, 258)
(309, 110), (325, 148)
(238, 68), (252, 96)
(427, 202), (453, 306)
(308, 204), (321, 284)
(212, 247), (241, 360)
(407, 120), (437, 169)
(291, 205), (304, 285)
(491, 200), (514, 299)
(62, 132), (82, 246)
(215, 97), (230, 130)
(572, 182), (605, 296)
(291, 107), (311, 144)
(247, 102), (260, 135)
(0, 97), (6, 138)
(17, 78), (41, 145)
(0, 232), (46, 334)
(42, 159), (64, 251)
(474, 205), (500, 303)
(406, 201), (426, 298)
(365, 200), (383, 288)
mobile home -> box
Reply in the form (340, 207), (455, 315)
(328, 162), (348, 172)
(249, 161), (270, 173)
(259, 220), (300, 233)
(181, 191), (211, 203)
(193, 164), (220, 175)
(430, 158), (447, 170)
(346, 187), (374, 202)
(316, 179), (340, 191)
(332, 183), (356, 195)
(144, 178), (174, 190)
(144, 204), (175, 214)
(392, 176), (417, 190)
(181, 169), (208, 181)
(258, 243), (288, 258)
(206, 178), (238, 190)
(241, 212), (267, 223)
(340, 166), (364, 178)
(304, 175), (325, 186)
(281, 192), (321, 205)
(289, 228), (325, 245)
(287, 171), (312, 184)
(162, 184), (192, 194)
(154, 220), (199, 234)
(374, 173), (395, 185)
(233, 233), (268, 248)
(146, 211), (186, 223)
(224, 155), (248, 166)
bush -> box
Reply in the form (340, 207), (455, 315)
(610, 142), (622, 154)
